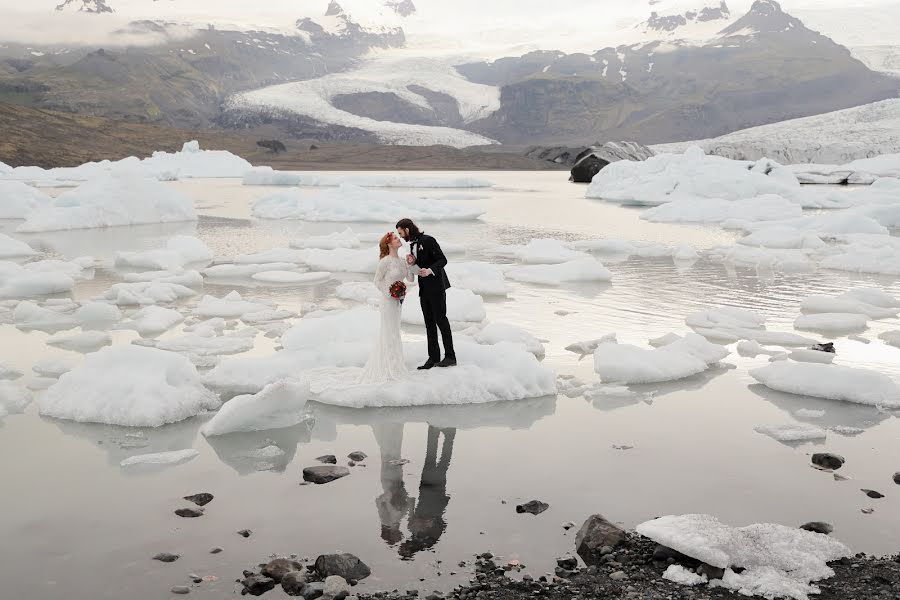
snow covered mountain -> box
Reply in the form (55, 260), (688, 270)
(652, 99), (900, 164)
(55, 0), (114, 13)
(638, 0), (731, 37)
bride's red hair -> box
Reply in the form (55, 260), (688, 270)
(379, 232), (394, 259)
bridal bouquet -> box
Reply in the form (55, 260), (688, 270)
(389, 281), (407, 303)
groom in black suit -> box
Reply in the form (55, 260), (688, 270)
(396, 218), (456, 369)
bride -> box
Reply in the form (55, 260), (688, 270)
(359, 232), (416, 384)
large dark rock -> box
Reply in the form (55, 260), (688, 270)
(281, 570), (309, 596)
(175, 507), (204, 518)
(183, 493), (214, 507)
(241, 574), (276, 596)
(516, 500), (549, 515)
(569, 142), (655, 183)
(894, 472), (900, 485)
(812, 453), (845, 470)
(862, 489), (885, 499)
(348, 451), (367, 462)
(314, 553), (371, 581)
(575, 515), (627, 565)
(800, 522), (834, 535)
(303, 466), (350, 484)
(316, 455), (338, 464)
(263, 558), (304, 582)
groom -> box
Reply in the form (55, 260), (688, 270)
(396, 218), (456, 369)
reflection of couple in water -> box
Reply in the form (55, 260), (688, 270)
(373, 423), (455, 558)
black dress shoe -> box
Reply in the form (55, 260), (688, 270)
(436, 357), (457, 368)
(417, 360), (436, 370)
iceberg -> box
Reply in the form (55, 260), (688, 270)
(506, 258), (612, 285)
(750, 362), (900, 408)
(445, 262), (511, 296)
(120, 449), (200, 468)
(192, 291), (272, 318)
(0, 234), (37, 258)
(471, 322), (545, 358)
(594, 342), (709, 384)
(0, 181), (51, 218)
(243, 168), (494, 188)
(0, 381), (31, 421)
(201, 379), (310, 436)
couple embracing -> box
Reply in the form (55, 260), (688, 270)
(359, 218), (456, 385)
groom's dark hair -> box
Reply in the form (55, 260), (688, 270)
(396, 218), (421, 238)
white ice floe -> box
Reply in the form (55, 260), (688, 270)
(38, 345), (220, 427)
(471, 322), (545, 358)
(788, 349), (835, 365)
(0, 181), (51, 218)
(754, 423), (828, 442)
(203, 262), (299, 279)
(241, 309), (297, 324)
(115, 236), (213, 271)
(662, 565), (706, 586)
(16, 173), (197, 232)
(138, 141), (252, 179)
(184, 317), (227, 336)
(308, 340), (556, 408)
(154, 330), (256, 357)
(0, 263), (74, 298)
(243, 168), (493, 188)
(335, 281), (379, 305)
(119, 449), (200, 468)
(33, 357), (77, 378)
(789, 154), (900, 185)
(0, 234), (37, 258)
(302, 247), (379, 273)
(252, 184), (484, 222)
(46, 331), (112, 353)
(879, 330), (900, 348)
(491, 239), (588, 264)
(291, 227), (361, 250)
(707, 245), (814, 272)
(506, 258), (612, 285)
(820, 234), (900, 276)
(445, 262), (511, 296)
(572, 239), (674, 258)
(193, 291), (271, 318)
(750, 362), (900, 408)
(402, 288), (486, 326)
(201, 379), (309, 436)
(104, 281), (196, 306)
(793, 313), (868, 334)
(673, 244), (700, 261)
(121, 305), (184, 335)
(0, 381), (31, 421)
(0, 362), (23, 380)
(233, 247), (306, 264)
(594, 342), (709, 384)
(637, 514), (849, 600)
(688, 307), (815, 346)
(800, 289), (900, 319)
(643, 194), (802, 224)
(13, 300), (121, 332)
(649, 333), (682, 348)
(251, 270), (332, 284)
(566, 333), (618, 355)
(123, 270), (204, 288)
(659, 333), (730, 365)
(738, 226), (826, 250)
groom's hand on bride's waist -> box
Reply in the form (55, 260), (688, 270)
(418, 268), (433, 277)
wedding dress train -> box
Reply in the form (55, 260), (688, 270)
(359, 255), (414, 384)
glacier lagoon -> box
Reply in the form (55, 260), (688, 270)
(0, 171), (899, 599)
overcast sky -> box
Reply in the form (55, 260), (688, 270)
(1, 0), (897, 51)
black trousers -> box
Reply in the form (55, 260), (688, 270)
(420, 291), (455, 362)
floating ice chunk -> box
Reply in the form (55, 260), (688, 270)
(506, 258), (612, 285)
(282, 307), (377, 352)
(119, 449), (200, 468)
(104, 281), (196, 306)
(302, 248), (378, 273)
(201, 379), (309, 436)
(788, 349), (835, 364)
(252, 184), (484, 222)
(572, 238), (674, 258)
(139, 141), (252, 179)
(739, 226), (826, 250)
(673, 244), (699, 261)
(662, 565), (707, 586)
(0, 381), (31, 420)
(33, 357), (77, 378)
(707, 245), (813, 272)
(46, 330), (112, 353)
(16, 173), (197, 232)
(0, 181), (51, 218)
(402, 288), (485, 326)
(0, 362), (23, 381)
(251, 270), (331, 284)
(566, 333), (617, 355)
(193, 291), (271, 318)
(233, 247), (306, 264)
(123, 270), (203, 287)
(879, 330), (900, 348)
(754, 423), (828, 442)
(335, 281), (379, 304)
(291, 227), (361, 249)
(123, 306), (184, 335)
(649, 333), (682, 347)
(241, 309), (297, 324)
(472, 322), (544, 357)
(594, 342), (708, 384)
(750, 362), (900, 408)
(800, 295), (898, 319)
(793, 313), (868, 334)
(203, 262), (298, 279)
(184, 317), (227, 336)
(308, 340), (556, 408)
(643, 195), (802, 224)
(659, 333), (729, 365)
(0, 268), (74, 298)
(687, 307), (766, 331)
(13, 301), (77, 331)
(115, 236), (213, 271)
(637, 514), (849, 600)
(155, 330), (256, 356)
(38, 345), (220, 427)
(74, 302), (122, 327)
(445, 262), (511, 296)
(0, 234), (37, 258)
(491, 239), (588, 264)
(243, 169), (494, 188)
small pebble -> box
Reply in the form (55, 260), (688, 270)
(237, 529), (252, 538)
(175, 508), (204, 518)
(171, 586), (190, 595)
(862, 489), (885, 499)
(210, 547), (223, 554)
(153, 552), (180, 563)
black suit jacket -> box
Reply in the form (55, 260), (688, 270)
(412, 234), (451, 297)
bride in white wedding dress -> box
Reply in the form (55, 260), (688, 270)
(359, 232), (415, 384)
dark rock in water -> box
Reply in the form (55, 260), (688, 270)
(237, 529), (253, 538)
(171, 586), (191, 595)
(651, 545), (688, 562)
(316, 455), (337, 464)
(348, 451), (367, 462)
(263, 558), (304, 582)
(300, 582), (325, 600)
(153, 552), (180, 562)
(568, 142), (655, 183)
(697, 564), (726, 580)
(810, 342), (836, 354)
(175, 508), (204, 518)
(862, 489), (885, 499)
(556, 556), (578, 570)
(184, 493), (214, 507)
(575, 514), (627, 565)
(210, 547), (224, 554)
(314, 553), (371, 581)
(241, 574), (276, 596)
(281, 570), (310, 596)
(894, 472), (900, 485)
(303, 465), (350, 484)
(812, 453), (845, 470)
(515, 500), (549, 515)
(800, 522), (834, 535)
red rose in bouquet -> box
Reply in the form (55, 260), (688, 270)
(389, 280), (407, 303)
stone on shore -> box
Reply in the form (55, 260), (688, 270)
(303, 465), (350, 484)
(348, 451), (367, 462)
(175, 507), (204, 518)
(575, 514), (627, 565)
(317, 455), (337, 464)
(152, 552), (180, 562)
(183, 492), (214, 506)
(324, 575), (351, 599)
(242, 574), (276, 596)
(315, 553), (371, 581)
(800, 522), (834, 535)
(515, 500), (549, 515)
(263, 558), (305, 582)
(171, 586), (191, 594)
(282, 569), (310, 596)
(812, 453), (845, 470)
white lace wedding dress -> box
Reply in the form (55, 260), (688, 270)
(359, 254), (415, 384)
